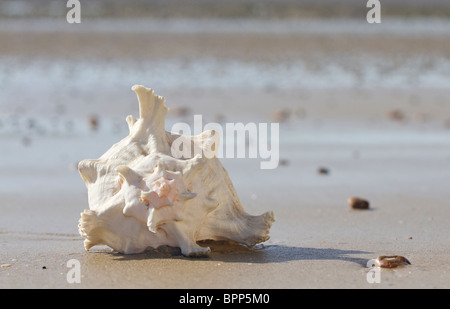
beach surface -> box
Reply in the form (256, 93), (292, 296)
(1, 4), (450, 289)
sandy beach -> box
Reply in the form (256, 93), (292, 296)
(1, 1), (450, 289)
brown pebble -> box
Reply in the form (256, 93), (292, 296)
(348, 197), (370, 210)
(279, 159), (289, 166)
(376, 255), (411, 268)
(88, 115), (99, 131)
(317, 167), (329, 175)
(214, 113), (226, 123)
(270, 108), (290, 123)
(42, 266), (47, 269)
(386, 109), (405, 121)
(169, 106), (190, 117)
(408, 237), (413, 239)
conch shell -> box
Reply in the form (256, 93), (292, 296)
(78, 85), (274, 257)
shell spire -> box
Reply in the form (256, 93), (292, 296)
(129, 85), (170, 154)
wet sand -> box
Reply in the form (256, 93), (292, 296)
(1, 126), (449, 289)
(1, 16), (450, 289)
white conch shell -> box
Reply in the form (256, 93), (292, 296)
(78, 85), (274, 257)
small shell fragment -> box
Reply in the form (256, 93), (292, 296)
(88, 115), (99, 131)
(169, 106), (190, 117)
(317, 167), (329, 175)
(375, 255), (411, 268)
(278, 159), (289, 166)
(270, 108), (290, 122)
(348, 197), (369, 210)
(386, 109), (405, 121)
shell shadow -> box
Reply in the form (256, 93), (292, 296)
(206, 242), (371, 267)
(109, 241), (371, 267)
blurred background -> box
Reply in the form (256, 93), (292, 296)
(0, 0), (449, 232)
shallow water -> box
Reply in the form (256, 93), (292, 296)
(1, 17), (449, 184)
(2, 17), (450, 36)
(1, 17), (449, 125)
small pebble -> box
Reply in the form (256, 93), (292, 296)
(317, 167), (329, 175)
(27, 118), (36, 129)
(348, 197), (370, 210)
(279, 159), (289, 166)
(169, 106), (190, 117)
(88, 115), (99, 131)
(214, 113), (226, 123)
(270, 108), (290, 123)
(42, 266), (47, 269)
(386, 109), (405, 121)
